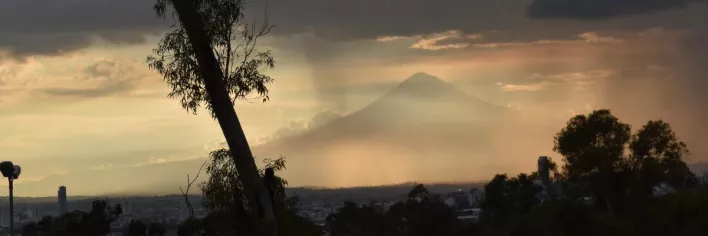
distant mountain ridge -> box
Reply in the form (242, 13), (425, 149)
(255, 73), (510, 149)
(343, 72), (510, 124)
(249, 72), (530, 187)
(386, 72), (505, 109)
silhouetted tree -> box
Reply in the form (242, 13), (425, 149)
(177, 218), (204, 236)
(148, 0), (278, 234)
(554, 110), (631, 215)
(554, 110), (694, 216)
(326, 202), (388, 236)
(480, 173), (541, 235)
(471, 109), (703, 236)
(126, 220), (148, 236)
(386, 196), (462, 236)
(199, 149), (286, 219)
(326, 184), (469, 236)
(407, 183), (430, 201)
(21, 200), (122, 236)
(148, 222), (167, 236)
(198, 148), (320, 235)
(627, 120), (695, 195)
(512, 198), (616, 236)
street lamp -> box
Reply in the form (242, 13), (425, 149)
(0, 161), (20, 236)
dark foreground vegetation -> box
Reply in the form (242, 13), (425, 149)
(20, 109), (708, 236)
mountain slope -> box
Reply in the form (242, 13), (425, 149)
(251, 73), (532, 187)
(344, 72), (510, 125)
(258, 73), (510, 148)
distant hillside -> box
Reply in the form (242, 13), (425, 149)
(259, 73), (510, 147)
(251, 72), (555, 187)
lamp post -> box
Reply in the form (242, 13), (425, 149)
(0, 161), (21, 236)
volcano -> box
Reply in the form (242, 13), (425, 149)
(249, 73), (546, 187)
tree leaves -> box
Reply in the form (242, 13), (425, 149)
(554, 109), (632, 179)
(148, 0), (275, 118)
(196, 147), (320, 235)
(327, 184), (464, 236)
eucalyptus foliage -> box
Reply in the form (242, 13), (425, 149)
(200, 147), (287, 213)
(148, 0), (275, 117)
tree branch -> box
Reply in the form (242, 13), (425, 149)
(179, 160), (208, 219)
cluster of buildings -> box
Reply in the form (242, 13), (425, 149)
(296, 201), (344, 227)
(443, 188), (483, 222)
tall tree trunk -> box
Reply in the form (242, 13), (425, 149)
(168, 0), (277, 235)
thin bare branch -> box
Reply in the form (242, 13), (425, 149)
(178, 160), (208, 219)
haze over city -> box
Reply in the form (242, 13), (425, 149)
(2, 0), (708, 197)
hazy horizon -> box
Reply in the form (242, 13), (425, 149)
(2, 0), (708, 197)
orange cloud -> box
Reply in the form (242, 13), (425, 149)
(498, 70), (616, 92)
(410, 30), (483, 50)
(499, 83), (549, 92)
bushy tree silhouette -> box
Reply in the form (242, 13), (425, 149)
(21, 200), (122, 236)
(175, 148), (320, 236)
(126, 220), (148, 236)
(326, 184), (471, 236)
(554, 110), (694, 216)
(472, 109), (704, 236)
(148, 0), (278, 234)
(480, 173), (541, 230)
(148, 222), (167, 236)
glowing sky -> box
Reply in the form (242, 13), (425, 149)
(1, 0), (708, 196)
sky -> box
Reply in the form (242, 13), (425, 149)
(1, 0), (708, 196)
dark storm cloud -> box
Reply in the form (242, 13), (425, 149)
(250, 0), (539, 41)
(0, 0), (167, 57)
(528, 0), (701, 19)
(255, 0), (527, 40)
(2, 0), (706, 58)
(250, 0), (707, 41)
